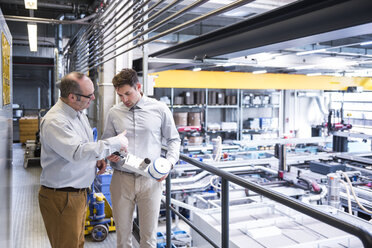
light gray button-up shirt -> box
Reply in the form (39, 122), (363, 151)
(102, 95), (180, 172)
(40, 99), (123, 188)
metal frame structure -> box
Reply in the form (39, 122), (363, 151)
(63, 0), (372, 76)
(133, 0), (372, 72)
(160, 152), (372, 248)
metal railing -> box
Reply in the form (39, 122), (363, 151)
(162, 153), (372, 248)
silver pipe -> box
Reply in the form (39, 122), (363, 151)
(346, 164), (372, 175)
(301, 185), (328, 204)
(162, 196), (205, 213)
(143, 0), (255, 46)
(88, 0), (208, 67)
(340, 182), (372, 202)
(86, 0), (134, 45)
(327, 173), (341, 209)
(4, 15), (91, 25)
(66, 0), (121, 59)
(48, 69), (51, 107)
(88, 0), (158, 66)
(37, 87), (41, 109)
(91, 0), (250, 67)
(88, 0), (163, 58)
(80, 0), (255, 71)
(134, 0), (184, 31)
(72, 0), (133, 67)
(74, 0), (157, 71)
(70, 1), (120, 57)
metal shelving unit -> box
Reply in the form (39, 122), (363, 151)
(239, 90), (281, 141)
(155, 88), (281, 141)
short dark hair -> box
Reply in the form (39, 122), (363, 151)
(59, 72), (85, 98)
(112, 68), (139, 89)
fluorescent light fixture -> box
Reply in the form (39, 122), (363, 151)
(360, 41), (372, 46)
(296, 48), (326, 56)
(289, 65), (316, 70)
(249, 52), (279, 61)
(224, 11), (248, 17)
(24, 0), (37, 9)
(306, 73), (322, 76)
(222, 62), (237, 67)
(192, 67), (201, 72)
(27, 23), (37, 52)
(252, 70), (267, 74)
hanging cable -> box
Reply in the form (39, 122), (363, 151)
(340, 171), (372, 215)
(339, 179), (353, 215)
(209, 175), (221, 190)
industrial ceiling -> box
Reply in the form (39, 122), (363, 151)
(1, 0), (372, 77)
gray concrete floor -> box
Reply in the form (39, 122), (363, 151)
(12, 143), (117, 248)
(12, 143), (190, 248)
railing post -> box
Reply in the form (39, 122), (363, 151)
(166, 175), (172, 248)
(221, 178), (229, 248)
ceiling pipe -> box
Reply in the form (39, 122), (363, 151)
(0, 0), (84, 11)
(56, 14), (65, 80)
(4, 15), (92, 25)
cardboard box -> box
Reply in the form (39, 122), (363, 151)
(173, 112), (188, 126)
(19, 116), (39, 143)
(188, 112), (201, 126)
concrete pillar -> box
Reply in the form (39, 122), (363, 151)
(97, 0), (134, 136)
(98, 58), (115, 137)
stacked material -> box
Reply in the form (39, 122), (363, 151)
(174, 112), (202, 127)
(19, 116), (38, 143)
(173, 112), (188, 126)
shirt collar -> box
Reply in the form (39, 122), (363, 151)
(128, 95), (146, 111)
(135, 95), (145, 109)
(57, 98), (81, 119)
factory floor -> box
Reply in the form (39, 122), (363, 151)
(12, 143), (118, 248)
(12, 143), (184, 248)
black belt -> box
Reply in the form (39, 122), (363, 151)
(42, 185), (88, 192)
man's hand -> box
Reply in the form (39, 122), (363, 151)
(96, 159), (107, 175)
(156, 159), (173, 182)
(157, 173), (168, 182)
(117, 130), (128, 152)
(107, 153), (121, 163)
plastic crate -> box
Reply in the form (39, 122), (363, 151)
(96, 173), (112, 184)
(101, 184), (110, 194)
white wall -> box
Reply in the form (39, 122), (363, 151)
(284, 90), (327, 138)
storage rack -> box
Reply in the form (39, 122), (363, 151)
(154, 88), (281, 141)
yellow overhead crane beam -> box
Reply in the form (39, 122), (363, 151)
(150, 70), (372, 90)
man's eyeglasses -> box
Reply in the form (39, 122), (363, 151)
(73, 92), (94, 99)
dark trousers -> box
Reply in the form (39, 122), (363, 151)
(38, 186), (87, 248)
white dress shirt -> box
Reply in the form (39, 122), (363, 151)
(40, 99), (123, 188)
(102, 95), (180, 172)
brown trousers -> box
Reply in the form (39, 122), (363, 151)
(38, 186), (87, 248)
